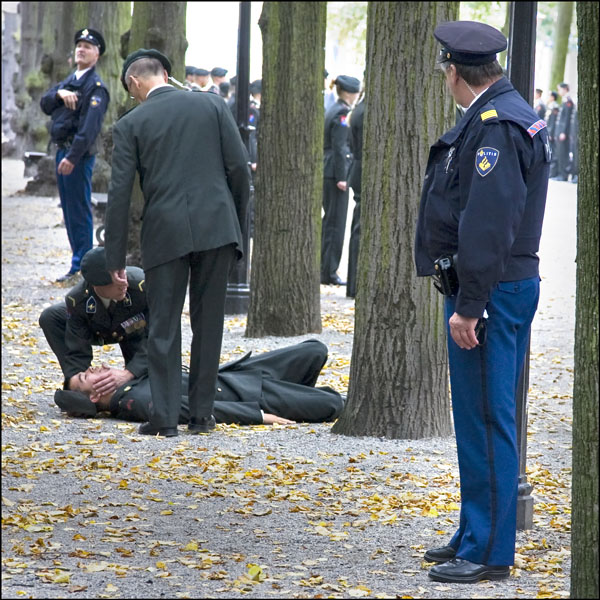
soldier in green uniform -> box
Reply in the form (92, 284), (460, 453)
(39, 247), (148, 396)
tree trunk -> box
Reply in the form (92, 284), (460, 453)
(2, 3), (20, 156)
(124, 1), (188, 267)
(498, 2), (511, 69)
(571, 4), (599, 598)
(245, 2), (325, 337)
(332, 2), (458, 439)
(72, 2), (132, 192)
(549, 1), (574, 96)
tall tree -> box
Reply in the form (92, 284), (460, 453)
(332, 2), (458, 439)
(123, 1), (187, 266)
(549, 1), (574, 96)
(571, 3), (599, 598)
(245, 2), (326, 337)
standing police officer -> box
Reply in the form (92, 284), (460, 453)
(321, 75), (360, 286)
(40, 29), (109, 282)
(39, 247), (148, 397)
(415, 21), (550, 584)
(552, 82), (575, 181)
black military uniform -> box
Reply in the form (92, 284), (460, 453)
(553, 84), (575, 181)
(55, 340), (344, 425)
(545, 94), (560, 178)
(39, 247), (148, 387)
(40, 28), (109, 280)
(346, 97), (365, 298)
(321, 75), (360, 285)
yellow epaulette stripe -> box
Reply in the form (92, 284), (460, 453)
(138, 279), (145, 292)
(68, 296), (76, 307)
(481, 109), (498, 121)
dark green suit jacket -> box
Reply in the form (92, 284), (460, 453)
(104, 86), (250, 271)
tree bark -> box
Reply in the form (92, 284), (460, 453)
(123, 1), (188, 267)
(332, 2), (458, 439)
(245, 2), (325, 337)
(549, 1), (574, 95)
(571, 4), (599, 598)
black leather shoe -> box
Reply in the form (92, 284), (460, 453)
(424, 545), (456, 563)
(429, 558), (510, 583)
(188, 415), (216, 434)
(329, 274), (346, 286)
(56, 270), (80, 283)
(138, 422), (178, 437)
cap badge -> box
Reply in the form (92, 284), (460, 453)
(475, 147), (499, 177)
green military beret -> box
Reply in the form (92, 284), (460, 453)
(80, 247), (113, 286)
(121, 48), (172, 91)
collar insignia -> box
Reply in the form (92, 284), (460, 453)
(86, 297), (97, 313)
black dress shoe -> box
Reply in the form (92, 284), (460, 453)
(329, 274), (346, 286)
(429, 558), (510, 583)
(138, 422), (178, 437)
(56, 270), (80, 283)
(424, 545), (457, 563)
(188, 415), (216, 434)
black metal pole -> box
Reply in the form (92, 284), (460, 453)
(225, 0), (252, 315)
(507, 0), (537, 531)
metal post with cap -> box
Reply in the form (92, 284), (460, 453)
(506, 0), (537, 531)
(224, 0), (252, 315)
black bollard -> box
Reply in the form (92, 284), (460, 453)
(507, 0), (537, 531)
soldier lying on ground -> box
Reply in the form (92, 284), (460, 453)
(53, 339), (345, 427)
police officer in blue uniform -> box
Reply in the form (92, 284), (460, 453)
(321, 75), (360, 285)
(414, 21), (550, 584)
(40, 28), (110, 282)
(39, 247), (148, 396)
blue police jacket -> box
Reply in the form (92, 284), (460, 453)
(415, 77), (550, 318)
(324, 98), (352, 182)
(40, 66), (109, 165)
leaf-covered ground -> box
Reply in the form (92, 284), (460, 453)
(2, 160), (574, 598)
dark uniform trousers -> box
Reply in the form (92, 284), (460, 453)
(110, 339), (344, 425)
(55, 149), (95, 272)
(321, 180), (349, 282)
(144, 244), (235, 428)
(445, 277), (540, 566)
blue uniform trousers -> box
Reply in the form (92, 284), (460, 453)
(55, 149), (94, 273)
(445, 276), (540, 566)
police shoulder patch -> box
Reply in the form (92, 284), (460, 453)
(90, 95), (102, 108)
(475, 147), (500, 177)
(526, 119), (547, 138)
(339, 115), (348, 127)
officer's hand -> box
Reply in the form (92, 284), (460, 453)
(57, 158), (75, 176)
(336, 181), (348, 191)
(110, 269), (128, 286)
(263, 413), (296, 425)
(449, 312), (480, 350)
(559, 133), (566, 141)
(251, 163), (257, 172)
(92, 367), (134, 397)
(57, 89), (78, 110)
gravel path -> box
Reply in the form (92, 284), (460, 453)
(2, 158), (574, 599)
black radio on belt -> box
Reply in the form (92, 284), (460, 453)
(432, 254), (459, 296)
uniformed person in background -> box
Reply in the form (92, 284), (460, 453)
(53, 339), (344, 427)
(39, 247), (148, 397)
(40, 28), (110, 282)
(192, 67), (211, 91)
(184, 66), (200, 90)
(248, 79), (261, 172)
(533, 88), (546, 120)
(545, 90), (560, 178)
(551, 82), (575, 181)
(321, 75), (360, 286)
(209, 67), (228, 95)
(346, 88), (365, 298)
(415, 20), (550, 584)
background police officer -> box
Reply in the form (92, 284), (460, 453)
(415, 20), (550, 584)
(39, 247), (148, 398)
(321, 75), (360, 286)
(552, 82), (576, 181)
(40, 29), (109, 282)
